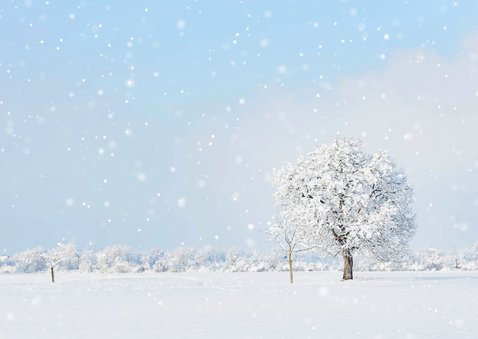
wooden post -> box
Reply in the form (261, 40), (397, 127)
(50, 267), (55, 283)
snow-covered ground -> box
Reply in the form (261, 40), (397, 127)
(1, 271), (477, 338)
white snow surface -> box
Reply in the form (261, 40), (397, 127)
(1, 271), (477, 338)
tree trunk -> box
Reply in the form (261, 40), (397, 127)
(342, 250), (353, 280)
(288, 252), (294, 284)
(50, 267), (55, 283)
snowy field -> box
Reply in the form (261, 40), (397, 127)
(1, 271), (477, 339)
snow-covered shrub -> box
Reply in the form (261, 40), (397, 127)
(415, 248), (446, 271)
(12, 248), (47, 273)
(152, 260), (169, 272)
(195, 246), (225, 271)
(148, 249), (169, 272)
(95, 245), (141, 273)
(168, 247), (198, 272)
(0, 255), (16, 273)
(224, 247), (248, 272)
(145, 249), (166, 269)
(79, 251), (96, 272)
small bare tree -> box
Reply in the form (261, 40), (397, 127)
(269, 213), (316, 283)
(270, 164), (318, 284)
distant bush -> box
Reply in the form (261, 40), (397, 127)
(12, 247), (47, 273)
(95, 245), (142, 273)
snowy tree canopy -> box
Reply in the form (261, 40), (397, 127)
(272, 138), (416, 278)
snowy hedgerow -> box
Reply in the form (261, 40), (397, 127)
(272, 138), (416, 280)
(3, 244), (478, 274)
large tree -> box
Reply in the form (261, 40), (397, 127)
(272, 138), (416, 280)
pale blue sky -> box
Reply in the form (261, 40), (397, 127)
(1, 0), (478, 253)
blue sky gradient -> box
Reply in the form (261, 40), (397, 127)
(1, 1), (478, 253)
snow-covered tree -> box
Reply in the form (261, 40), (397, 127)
(47, 243), (80, 271)
(45, 243), (80, 282)
(273, 138), (416, 280)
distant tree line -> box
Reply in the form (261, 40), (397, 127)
(1, 243), (477, 274)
